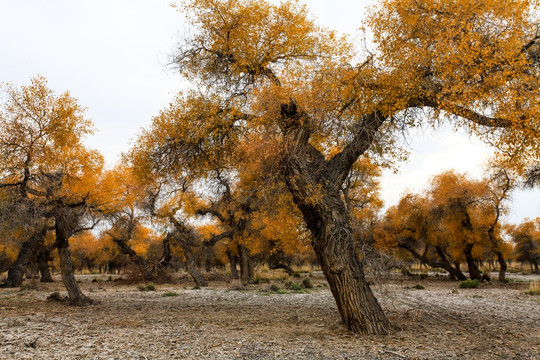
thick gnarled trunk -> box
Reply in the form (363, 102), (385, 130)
(279, 108), (391, 334)
(308, 205), (391, 334)
(284, 167), (391, 334)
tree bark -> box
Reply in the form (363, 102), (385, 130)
(314, 216), (391, 334)
(495, 250), (507, 282)
(55, 214), (93, 305)
(285, 176), (391, 334)
(36, 244), (54, 282)
(279, 106), (391, 334)
(238, 244), (252, 284)
(179, 236), (207, 287)
(463, 243), (483, 280)
(228, 251), (239, 279)
(2, 230), (45, 288)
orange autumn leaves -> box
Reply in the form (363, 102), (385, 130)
(375, 170), (515, 266)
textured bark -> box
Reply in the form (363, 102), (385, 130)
(284, 162), (390, 334)
(311, 210), (391, 335)
(55, 214), (93, 305)
(464, 243), (483, 280)
(2, 231), (45, 288)
(279, 102), (391, 334)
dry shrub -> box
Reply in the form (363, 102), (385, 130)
(228, 279), (244, 291)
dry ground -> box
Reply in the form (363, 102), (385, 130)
(0, 273), (539, 360)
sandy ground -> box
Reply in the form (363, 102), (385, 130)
(0, 274), (539, 360)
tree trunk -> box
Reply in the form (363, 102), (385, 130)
(288, 190), (391, 334)
(111, 236), (155, 281)
(315, 222), (391, 334)
(36, 244), (54, 283)
(238, 244), (252, 284)
(2, 231), (45, 288)
(279, 102), (390, 334)
(169, 217), (207, 287)
(228, 252), (239, 279)
(55, 214), (92, 305)
(181, 239), (207, 287)
(495, 250), (507, 283)
(57, 244), (92, 305)
(464, 243), (482, 280)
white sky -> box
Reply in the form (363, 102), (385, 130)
(0, 0), (538, 224)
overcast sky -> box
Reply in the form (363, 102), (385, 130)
(0, 0), (538, 224)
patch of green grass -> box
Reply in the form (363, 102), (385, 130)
(270, 283), (280, 292)
(162, 291), (179, 297)
(288, 282), (302, 291)
(275, 289), (289, 294)
(137, 283), (156, 292)
(459, 279), (480, 289)
(471, 295), (483, 299)
(302, 277), (313, 289)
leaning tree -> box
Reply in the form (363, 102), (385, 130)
(0, 76), (105, 304)
(147, 0), (540, 334)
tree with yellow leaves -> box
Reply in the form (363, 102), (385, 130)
(0, 76), (104, 305)
(507, 218), (540, 273)
(152, 0), (540, 334)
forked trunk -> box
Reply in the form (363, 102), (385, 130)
(169, 217), (208, 287)
(279, 101), (390, 334)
